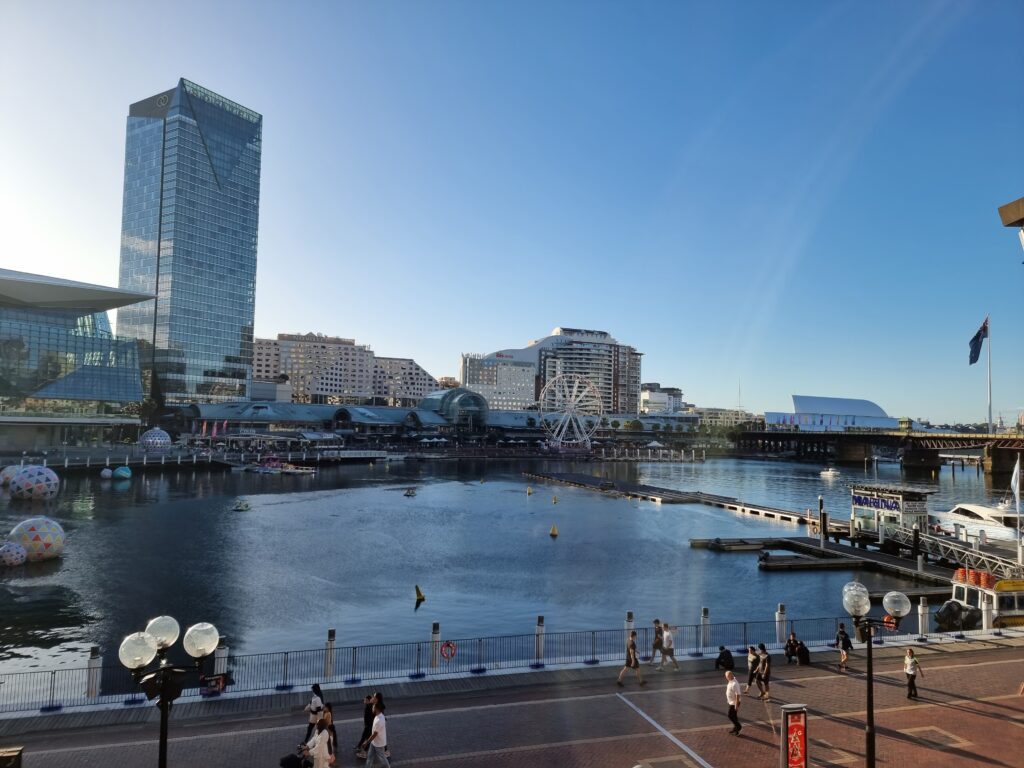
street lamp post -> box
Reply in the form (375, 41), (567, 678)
(118, 616), (220, 768)
(841, 583), (911, 768)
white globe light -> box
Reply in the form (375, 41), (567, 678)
(145, 615), (181, 650)
(842, 581), (871, 618)
(183, 622), (220, 659)
(118, 632), (158, 670)
(882, 591), (912, 619)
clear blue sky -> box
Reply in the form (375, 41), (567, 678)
(2, 0), (1022, 423)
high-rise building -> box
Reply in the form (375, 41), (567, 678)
(640, 383), (685, 414)
(116, 78), (262, 404)
(462, 328), (642, 413)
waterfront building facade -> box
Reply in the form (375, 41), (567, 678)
(640, 383), (685, 414)
(462, 327), (642, 414)
(460, 354), (537, 410)
(372, 357), (439, 407)
(0, 269), (148, 449)
(764, 395), (928, 432)
(116, 79), (262, 405)
(688, 406), (760, 430)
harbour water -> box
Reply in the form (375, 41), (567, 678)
(0, 457), (1005, 671)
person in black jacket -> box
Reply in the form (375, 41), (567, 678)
(784, 632), (799, 664)
(714, 645), (735, 671)
(796, 641), (811, 666)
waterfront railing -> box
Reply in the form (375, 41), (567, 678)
(1, 616), (1014, 714)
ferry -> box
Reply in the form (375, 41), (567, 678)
(947, 503), (1023, 530)
(936, 570), (1024, 630)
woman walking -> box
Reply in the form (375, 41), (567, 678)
(836, 623), (853, 671)
(304, 684), (325, 744)
(617, 630), (646, 687)
(904, 648), (923, 699)
(743, 646), (758, 693)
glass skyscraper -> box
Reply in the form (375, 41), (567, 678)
(117, 79), (262, 404)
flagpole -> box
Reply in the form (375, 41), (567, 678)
(987, 317), (992, 435)
(1016, 451), (1022, 566)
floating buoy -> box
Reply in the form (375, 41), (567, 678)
(550, 524), (558, 538)
(526, 486), (533, 495)
(415, 584), (426, 602)
(552, 495), (558, 504)
(480, 479), (485, 484)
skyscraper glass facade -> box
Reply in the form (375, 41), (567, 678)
(117, 79), (262, 404)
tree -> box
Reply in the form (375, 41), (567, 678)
(651, 423), (659, 432)
(610, 420), (620, 429)
(627, 420), (643, 432)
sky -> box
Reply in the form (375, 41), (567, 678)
(1, 0), (1022, 424)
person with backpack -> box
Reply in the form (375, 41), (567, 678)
(836, 623), (853, 671)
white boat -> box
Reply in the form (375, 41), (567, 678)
(404, 488), (417, 497)
(820, 467), (840, 477)
(947, 502), (1023, 529)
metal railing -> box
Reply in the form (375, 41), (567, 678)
(2, 614), (1013, 715)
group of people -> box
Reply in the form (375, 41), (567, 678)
(286, 685), (392, 767)
(616, 619), (681, 686)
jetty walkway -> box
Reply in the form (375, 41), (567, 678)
(2, 635), (1022, 767)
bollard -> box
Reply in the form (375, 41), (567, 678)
(64, 458), (68, 469)
(981, 595), (993, 631)
(343, 647), (360, 685)
(275, 652), (293, 690)
(775, 604), (787, 644)
(214, 636), (228, 676)
(161, 455), (165, 465)
(470, 637), (486, 674)
(878, 524), (886, 545)
(324, 629), (336, 679)
(917, 598), (929, 641)
(584, 630), (599, 665)
(86, 457), (90, 467)
(699, 607), (711, 654)
(105, 456), (110, 467)
(917, 554), (924, 573)
(86, 646), (102, 698)
(530, 616), (545, 669)
(820, 511), (828, 549)
(430, 622), (441, 669)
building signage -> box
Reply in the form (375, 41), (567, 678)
(852, 493), (901, 513)
(780, 705), (808, 768)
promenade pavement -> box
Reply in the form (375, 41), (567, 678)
(3, 636), (1022, 767)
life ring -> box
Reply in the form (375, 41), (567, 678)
(440, 640), (457, 660)
(810, 525), (820, 535)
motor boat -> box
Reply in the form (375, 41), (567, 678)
(935, 569), (1024, 631)
(232, 499), (250, 511)
(947, 503), (1023, 529)
(820, 467), (840, 478)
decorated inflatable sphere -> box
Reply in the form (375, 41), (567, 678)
(100, 467), (113, 479)
(9, 465), (60, 500)
(8, 517), (65, 561)
(140, 427), (172, 454)
(112, 466), (132, 479)
(0, 541), (28, 567)
(0, 465), (21, 487)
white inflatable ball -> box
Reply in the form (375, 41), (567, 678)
(9, 465), (60, 500)
(100, 468), (113, 479)
(0, 541), (27, 567)
(0, 465), (21, 487)
(8, 517), (66, 561)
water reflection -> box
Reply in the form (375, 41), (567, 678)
(0, 458), (998, 670)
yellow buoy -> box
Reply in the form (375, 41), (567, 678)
(415, 585), (426, 602)
(550, 524), (559, 538)
(526, 487), (533, 495)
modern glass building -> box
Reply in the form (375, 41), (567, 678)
(117, 78), (262, 404)
(0, 269), (149, 450)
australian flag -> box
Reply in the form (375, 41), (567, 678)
(968, 317), (988, 365)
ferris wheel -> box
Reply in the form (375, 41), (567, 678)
(537, 373), (603, 450)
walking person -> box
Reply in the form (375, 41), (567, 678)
(649, 619), (664, 666)
(361, 699), (390, 767)
(355, 694), (374, 759)
(725, 670), (743, 735)
(660, 623), (680, 671)
(904, 648), (923, 699)
(323, 703), (339, 763)
(836, 623), (853, 671)
(303, 684), (325, 744)
(301, 719), (332, 768)
(617, 630), (646, 687)
(755, 643), (772, 701)
(743, 645), (758, 693)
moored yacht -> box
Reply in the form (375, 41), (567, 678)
(947, 502), (1023, 529)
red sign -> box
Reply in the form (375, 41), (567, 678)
(787, 712), (807, 768)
